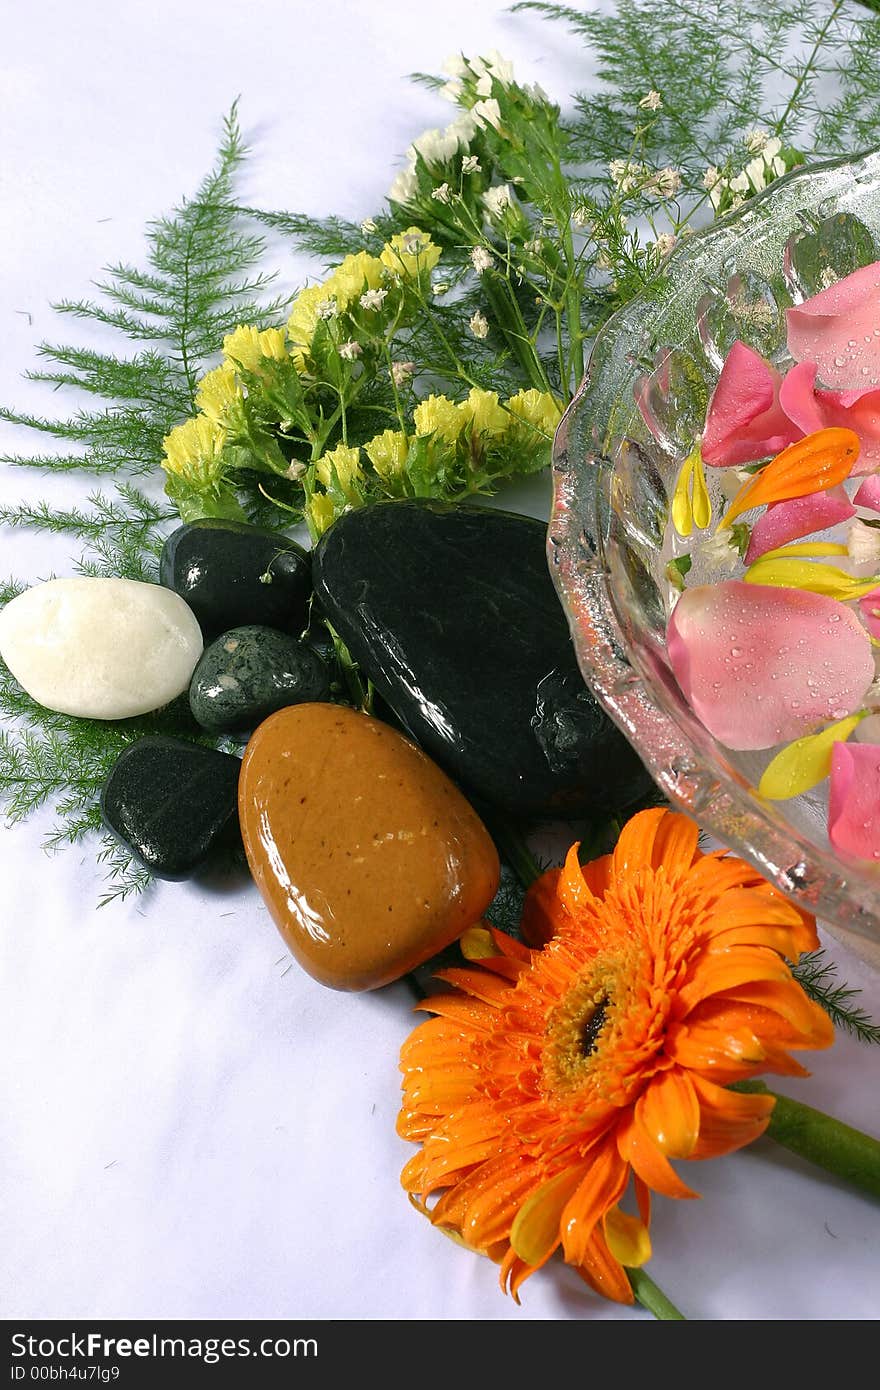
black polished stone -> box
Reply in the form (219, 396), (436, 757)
(189, 624), (332, 735)
(100, 736), (241, 880)
(160, 520), (312, 639)
(313, 501), (651, 818)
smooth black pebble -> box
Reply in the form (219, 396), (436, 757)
(313, 500), (651, 817)
(100, 736), (242, 880)
(189, 625), (332, 735)
(160, 519), (312, 638)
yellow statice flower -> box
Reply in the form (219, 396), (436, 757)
(505, 389), (563, 435)
(195, 362), (242, 428)
(464, 387), (508, 436)
(413, 393), (465, 441)
(330, 251), (385, 306)
(162, 415), (226, 489)
(380, 227), (442, 280)
(307, 490), (337, 537)
(315, 442), (364, 501)
(365, 429), (409, 479)
(287, 253), (385, 368)
(223, 325), (287, 374)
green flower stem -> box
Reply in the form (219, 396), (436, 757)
(627, 1268), (686, 1320)
(731, 1080), (880, 1199)
(480, 271), (553, 395)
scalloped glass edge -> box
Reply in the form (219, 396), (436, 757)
(548, 144), (880, 966)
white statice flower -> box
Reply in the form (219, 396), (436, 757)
(360, 217), (377, 234)
(763, 136), (783, 161)
(524, 82), (549, 102)
(316, 299), (337, 320)
(653, 232), (677, 258)
(745, 155), (769, 192)
(702, 164), (721, 189)
(648, 166), (682, 199)
(447, 111), (477, 147)
(359, 288), (388, 311)
(441, 79), (464, 102)
(475, 72), (494, 97)
(482, 183), (513, 220)
(608, 159), (647, 194)
(771, 154), (786, 178)
(692, 529), (741, 575)
(339, 340), (362, 361)
(745, 128), (769, 153)
(469, 310), (490, 339)
(462, 153), (482, 174)
(472, 50), (515, 86)
(441, 52), (469, 79)
(388, 165), (418, 205)
(472, 97), (503, 132)
(432, 183), (453, 204)
(285, 460), (307, 481)
(410, 126), (460, 168)
(638, 90), (662, 110)
(470, 246), (494, 274)
(847, 520), (880, 569)
(729, 171), (751, 194)
(390, 360), (415, 387)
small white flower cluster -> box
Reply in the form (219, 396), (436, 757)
(440, 49), (514, 103)
(470, 246), (493, 274)
(704, 137), (787, 213)
(481, 183), (513, 222)
(638, 90), (662, 111)
(608, 159), (681, 200)
(469, 310), (490, 339)
(387, 110), (478, 205)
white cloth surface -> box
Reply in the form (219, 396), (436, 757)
(1, 0), (879, 1323)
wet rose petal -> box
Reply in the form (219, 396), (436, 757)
(779, 361), (880, 474)
(701, 341), (800, 468)
(828, 742), (880, 861)
(858, 585), (880, 639)
(786, 261), (880, 390)
(666, 580), (874, 750)
(854, 475), (880, 512)
(745, 485), (856, 564)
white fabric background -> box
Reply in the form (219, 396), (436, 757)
(1, 0), (878, 1322)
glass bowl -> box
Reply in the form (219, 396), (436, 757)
(548, 145), (880, 965)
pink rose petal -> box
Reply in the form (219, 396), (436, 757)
(779, 361), (880, 474)
(744, 485), (856, 563)
(829, 742), (880, 861)
(854, 475), (880, 512)
(786, 260), (880, 390)
(702, 341), (800, 468)
(858, 585), (880, 639)
(667, 580), (874, 750)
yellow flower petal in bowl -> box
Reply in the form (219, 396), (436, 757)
(758, 714), (865, 800)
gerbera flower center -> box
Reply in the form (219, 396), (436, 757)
(542, 965), (620, 1096)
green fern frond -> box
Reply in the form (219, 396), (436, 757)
(794, 949), (880, 1045)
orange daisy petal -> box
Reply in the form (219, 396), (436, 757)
(560, 1141), (629, 1266)
(616, 1110), (700, 1200)
(510, 1164), (589, 1267)
(676, 946), (795, 1015)
(558, 843), (597, 916)
(519, 868), (564, 946)
(574, 1228), (635, 1304)
(637, 1068), (701, 1158)
(611, 806), (668, 875)
(431, 967), (514, 1007)
(650, 811), (701, 873)
(689, 1073), (775, 1158)
(723, 426), (859, 525)
(412, 993), (498, 1030)
(721, 980), (835, 1045)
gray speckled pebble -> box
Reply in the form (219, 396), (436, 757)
(189, 625), (331, 735)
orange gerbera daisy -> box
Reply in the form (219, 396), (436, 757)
(398, 808), (834, 1305)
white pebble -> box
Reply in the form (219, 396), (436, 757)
(0, 577), (203, 719)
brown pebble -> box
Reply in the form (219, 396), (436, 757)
(239, 703), (500, 990)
